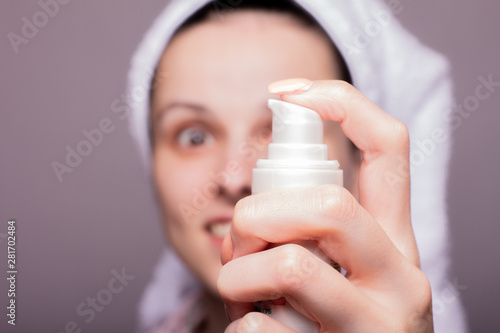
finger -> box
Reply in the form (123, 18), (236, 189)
(269, 79), (415, 261)
(219, 244), (377, 330)
(225, 312), (298, 333)
(224, 186), (406, 281)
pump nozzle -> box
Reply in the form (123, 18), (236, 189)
(252, 99), (342, 193)
(268, 99), (323, 145)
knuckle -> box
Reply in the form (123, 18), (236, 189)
(413, 270), (433, 310)
(391, 120), (410, 151)
(315, 185), (357, 222)
(275, 244), (316, 292)
(332, 79), (355, 97)
(398, 267), (433, 331)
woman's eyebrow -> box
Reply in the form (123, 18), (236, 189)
(154, 102), (209, 123)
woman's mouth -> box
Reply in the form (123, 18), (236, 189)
(207, 221), (231, 239)
(206, 219), (232, 249)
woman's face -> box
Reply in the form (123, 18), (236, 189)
(151, 10), (357, 295)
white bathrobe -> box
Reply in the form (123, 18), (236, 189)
(126, 0), (468, 332)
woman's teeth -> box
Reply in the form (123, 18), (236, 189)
(208, 222), (231, 238)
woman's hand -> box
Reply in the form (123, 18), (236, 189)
(218, 79), (433, 332)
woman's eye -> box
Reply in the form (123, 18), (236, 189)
(176, 127), (214, 148)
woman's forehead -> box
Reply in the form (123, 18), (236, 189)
(156, 10), (341, 88)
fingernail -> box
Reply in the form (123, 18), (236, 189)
(268, 78), (314, 95)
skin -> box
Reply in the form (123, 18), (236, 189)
(151, 10), (432, 333)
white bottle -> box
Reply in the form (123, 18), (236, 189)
(252, 99), (343, 333)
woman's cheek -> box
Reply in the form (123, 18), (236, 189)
(155, 152), (214, 223)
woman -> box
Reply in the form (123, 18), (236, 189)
(127, 0), (467, 332)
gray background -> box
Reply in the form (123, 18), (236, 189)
(1, 0), (499, 332)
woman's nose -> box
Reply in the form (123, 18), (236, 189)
(215, 142), (262, 203)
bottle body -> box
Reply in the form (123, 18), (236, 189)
(252, 168), (342, 332)
(251, 99), (343, 332)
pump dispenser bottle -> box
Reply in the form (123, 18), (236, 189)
(252, 99), (343, 332)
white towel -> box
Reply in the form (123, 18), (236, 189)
(126, 0), (468, 332)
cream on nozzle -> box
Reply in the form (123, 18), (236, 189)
(252, 99), (343, 333)
(252, 99), (342, 194)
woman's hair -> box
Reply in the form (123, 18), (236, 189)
(171, 0), (351, 82)
(176, 0), (331, 37)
